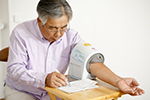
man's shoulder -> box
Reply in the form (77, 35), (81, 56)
(14, 19), (36, 30)
(63, 28), (83, 45)
(65, 29), (78, 38)
(11, 19), (37, 36)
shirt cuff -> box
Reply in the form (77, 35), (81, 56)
(36, 72), (49, 88)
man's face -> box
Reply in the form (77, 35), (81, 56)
(38, 15), (68, 44)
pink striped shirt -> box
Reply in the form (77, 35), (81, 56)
(5, 19), (83, 100)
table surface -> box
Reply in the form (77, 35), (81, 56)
(44, 79), (124, 100)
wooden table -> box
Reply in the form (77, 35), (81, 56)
(44, 79), (124, 100)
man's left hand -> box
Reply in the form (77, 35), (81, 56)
(117, 78), (145, 95)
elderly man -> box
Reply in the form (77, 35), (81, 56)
(4, 0), (144, 100)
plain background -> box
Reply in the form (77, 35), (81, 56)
(0, 0), (150, 99)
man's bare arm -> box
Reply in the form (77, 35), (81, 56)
(89, 62), (145, 95)
(89, 62), (121, 87)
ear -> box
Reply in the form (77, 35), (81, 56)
(37, 18), (41, 22)
(37, 18), (42, 27)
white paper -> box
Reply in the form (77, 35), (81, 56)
(57, 79), (99, 93)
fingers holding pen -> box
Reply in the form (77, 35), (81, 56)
(55, 72), (68, 85)
(45, 72), (67, 88)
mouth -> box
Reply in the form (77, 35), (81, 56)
(51, 37), (60, 42)
(49, 36), (62, 43)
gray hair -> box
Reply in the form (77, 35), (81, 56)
(37, 0), (72, 25)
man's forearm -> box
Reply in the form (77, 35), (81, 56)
(89, 62), (122, 87)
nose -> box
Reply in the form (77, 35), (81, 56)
(54, 30), (61, 37)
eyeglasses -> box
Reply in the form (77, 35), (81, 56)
(43, 25), (68, 34)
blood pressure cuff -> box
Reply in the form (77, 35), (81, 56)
(86, 53), (104, 79)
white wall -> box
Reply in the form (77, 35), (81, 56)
(0, 0), (149, 99)
(0, 0), (9, 99)
(94, 1), (150, 100)
(70, 0), (96, 43)
(7, 0), (39, 33)
(70, 0), (150, 100)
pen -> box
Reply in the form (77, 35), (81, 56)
(55, 69), (71, 87)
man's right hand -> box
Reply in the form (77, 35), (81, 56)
(45, 72), (68, 88)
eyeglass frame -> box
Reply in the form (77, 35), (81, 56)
(43, 23), (70, 34)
